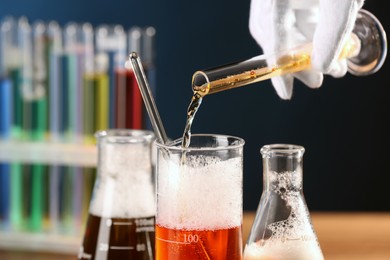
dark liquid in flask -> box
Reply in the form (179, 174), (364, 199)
(78, 214), (155, 260)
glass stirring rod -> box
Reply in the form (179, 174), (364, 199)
(193, 9), (387, 97)
(127, 52), (169, 145)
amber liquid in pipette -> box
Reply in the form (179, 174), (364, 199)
(193, 34), (360, 96)
(193, 53), (311, 95)
(182, 53), (311, 148)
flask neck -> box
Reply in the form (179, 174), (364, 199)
(96, 129), (155, 178)
(261, 144), (304, 192)
(90, 129), (156, 219)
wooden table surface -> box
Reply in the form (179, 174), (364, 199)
(243, 212), (390, 260)
(1, 211), (389, 259)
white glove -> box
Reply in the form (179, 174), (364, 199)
(249, 0), (364, 99)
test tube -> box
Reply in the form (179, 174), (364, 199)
(32, 21), (48, 141)
(20, 17), (33, 140)
(29, 20), (49, 232)
(61, 22), (85, 235)
(1, 16), (31, 231)
(2, 16), (23, 140)
(0, 17), (12, 229)
(0, 18), (12, 138)
(192, 43), (347, 96)
(81, 23), (102, 230)
(72, 22), (97, 233)
(7, 17), (31, 231)
(114, 26), (143, 129)
(79, 23), (95, 229)
(93, 54), (110, 133)
(47, 21), (62, 142)
(18, 17), (47, 232)
(95, 24), (126, 128)
(57, 23), (75, 234)
(82, 23), (97, 145)
(47, 20), (62, 232)
(141, 26), (156, 130)
(192, 9), (387, 97)
(64, 22), (82, 141)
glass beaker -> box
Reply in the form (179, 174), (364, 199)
(155, 134), (245, 260)
(78, 129), (156, 260)
(243, 144), (324, 260)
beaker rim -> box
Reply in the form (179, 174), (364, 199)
(155, 133), (245, 151)
(260, 143), (305, 157)
(95, 129), (155, 143)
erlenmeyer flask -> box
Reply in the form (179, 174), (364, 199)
(78, 129), (156, 260)
(244, 144), (324, 260)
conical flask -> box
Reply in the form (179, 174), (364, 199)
(78, 129), (156, 260)
(244, 144), (324, 260)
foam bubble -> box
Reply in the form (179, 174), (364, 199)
(90, 142), (156, 218)
(244, 239), (324, 260)
(243, 170), (324, 259)
(157, 154), (242, 230)
(267, 170), (316, 241)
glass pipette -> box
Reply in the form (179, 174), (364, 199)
(192, 9), (387, 97)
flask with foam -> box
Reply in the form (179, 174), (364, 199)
(244, 144), (324, 260)
(78, 129), (156, 260)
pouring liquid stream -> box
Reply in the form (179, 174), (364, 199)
(178, 46), (337, 260)
(178, 46), (332, 259)
(177, 11), (385, 256)
(180, 50), (312, 148)
(181, 34), (361, 148)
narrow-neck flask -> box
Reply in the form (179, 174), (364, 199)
(78, 129), (156, 260)
(244, 144), (324, 260)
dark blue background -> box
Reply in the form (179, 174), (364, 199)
(1, 0), (389, 211)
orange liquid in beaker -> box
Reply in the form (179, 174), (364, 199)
(156, 224), (242, 260)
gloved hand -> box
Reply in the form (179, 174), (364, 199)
(249, 0), (364, 99)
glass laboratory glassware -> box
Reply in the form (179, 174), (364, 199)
(96, 24), (126, 128)
(115, 26), (144, 130)
(243, 144), (324, 260)
(78, 129), (156, 260)
(155, 134), (245, 260)
(192, 9), (387, 97)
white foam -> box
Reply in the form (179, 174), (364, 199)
(90, 141), (156, 218)
(157, 154), (242, 230)
(244, 239), (324, 260)
(267, 170), (317, 241)
(243, 170), (324, 259)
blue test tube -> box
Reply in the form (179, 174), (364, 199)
(0, 17), (12, 229)
(4, 16), (28, 231)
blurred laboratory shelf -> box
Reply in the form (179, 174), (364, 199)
(0, 231), (80, 259)
(0, 140), (97, 167)
(1, 211), (390, 259)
